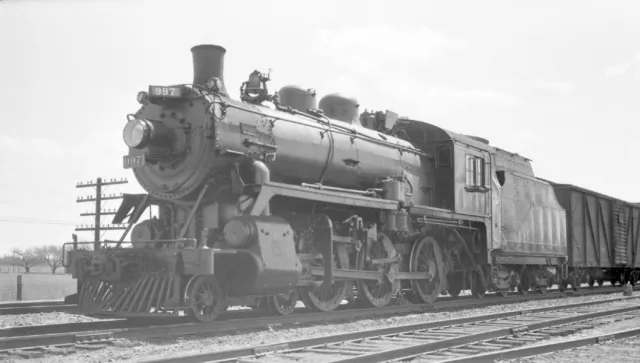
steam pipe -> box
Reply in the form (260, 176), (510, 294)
(252, 160), (270, 216)
(191, 44), (228, 95)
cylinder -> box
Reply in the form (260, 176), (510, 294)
(191, 44), (228, 94)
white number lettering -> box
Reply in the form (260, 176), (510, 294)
(169, 88), (176, 96)
(162, 88), (168, 95)
(154, 87), (162, 95)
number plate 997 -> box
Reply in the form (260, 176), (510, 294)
(149, 85), (183, 98)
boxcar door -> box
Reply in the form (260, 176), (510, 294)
(490, 154), (504, 251)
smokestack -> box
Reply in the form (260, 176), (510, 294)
(191, 44), (228, 95)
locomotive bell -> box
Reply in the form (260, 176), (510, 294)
(191, 44), (228, 95)
(318, 93), (360, 125)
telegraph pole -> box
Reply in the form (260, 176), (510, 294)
(76, 177), (128, 250)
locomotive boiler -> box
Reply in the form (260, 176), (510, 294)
(65, 43), (576, 322)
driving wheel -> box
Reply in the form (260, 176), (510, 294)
(301, 256), (349, 312)
(356, 235), (399, 308)
(408, 236), (443, 304)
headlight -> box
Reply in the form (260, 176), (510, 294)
(123, 118), (151, 149)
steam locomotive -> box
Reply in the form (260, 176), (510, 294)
(64, 44), (640, 322)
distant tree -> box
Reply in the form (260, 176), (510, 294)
(40, 244), (64, 274)
(11, 248), (40, 273)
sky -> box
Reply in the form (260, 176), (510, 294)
(0, 0), (638, 255)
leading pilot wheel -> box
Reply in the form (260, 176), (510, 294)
(409, 236), (443, 304)
(185, 275), (225, 323)
(268, 291), (299, 316)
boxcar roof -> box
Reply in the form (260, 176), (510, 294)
(542, 178), (639, 207)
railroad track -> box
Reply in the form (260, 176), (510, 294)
(0, 301), (66, 308)
(0, 284), (608, 317)
(0, 301), (77, 316)
(139, 295), (640, 363)
(0, 286), (633, 358)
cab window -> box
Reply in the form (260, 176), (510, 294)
(436, 145), (451, 167)
(465, 154), (487, 189)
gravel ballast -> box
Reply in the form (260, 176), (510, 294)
(2, 291), (637, 362)
(0, 312), (104, 329)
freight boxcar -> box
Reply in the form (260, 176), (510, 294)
(548, 182), (640, 288)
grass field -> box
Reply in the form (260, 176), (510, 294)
(0, 263), (66, 275)
(0, 272), (77, 302)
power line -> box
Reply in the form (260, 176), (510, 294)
(0, 218), (81, 226)
(76, 177), (129, 250)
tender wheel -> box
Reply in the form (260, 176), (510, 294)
(610, 278), (618, 286)
(588, 276), (595, 288)
(268, 291), (299, 316)
(518, 269), (531, 295)
(301, 256), (349, 312)
(558, 279), (566, 292)
(355, 235), (398, 308)
(597, 279), (604, 287)
(184, 275), (225, 323)
(446, 272), (464, 298)
(409, 236), (443, 304)
(570, 274), (580, 291)
(471, 268), (489, 299)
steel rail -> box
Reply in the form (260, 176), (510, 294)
(0, 304), (77, 316)
(436, 326), (640, 363)
(0, 284), (607, 316)
(0, 300), (65, 308)
(0, 307), (276, 341)
(136, 294), (640, 363)
(327, 303), (640, 363)
(0, 287), (627, 354)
